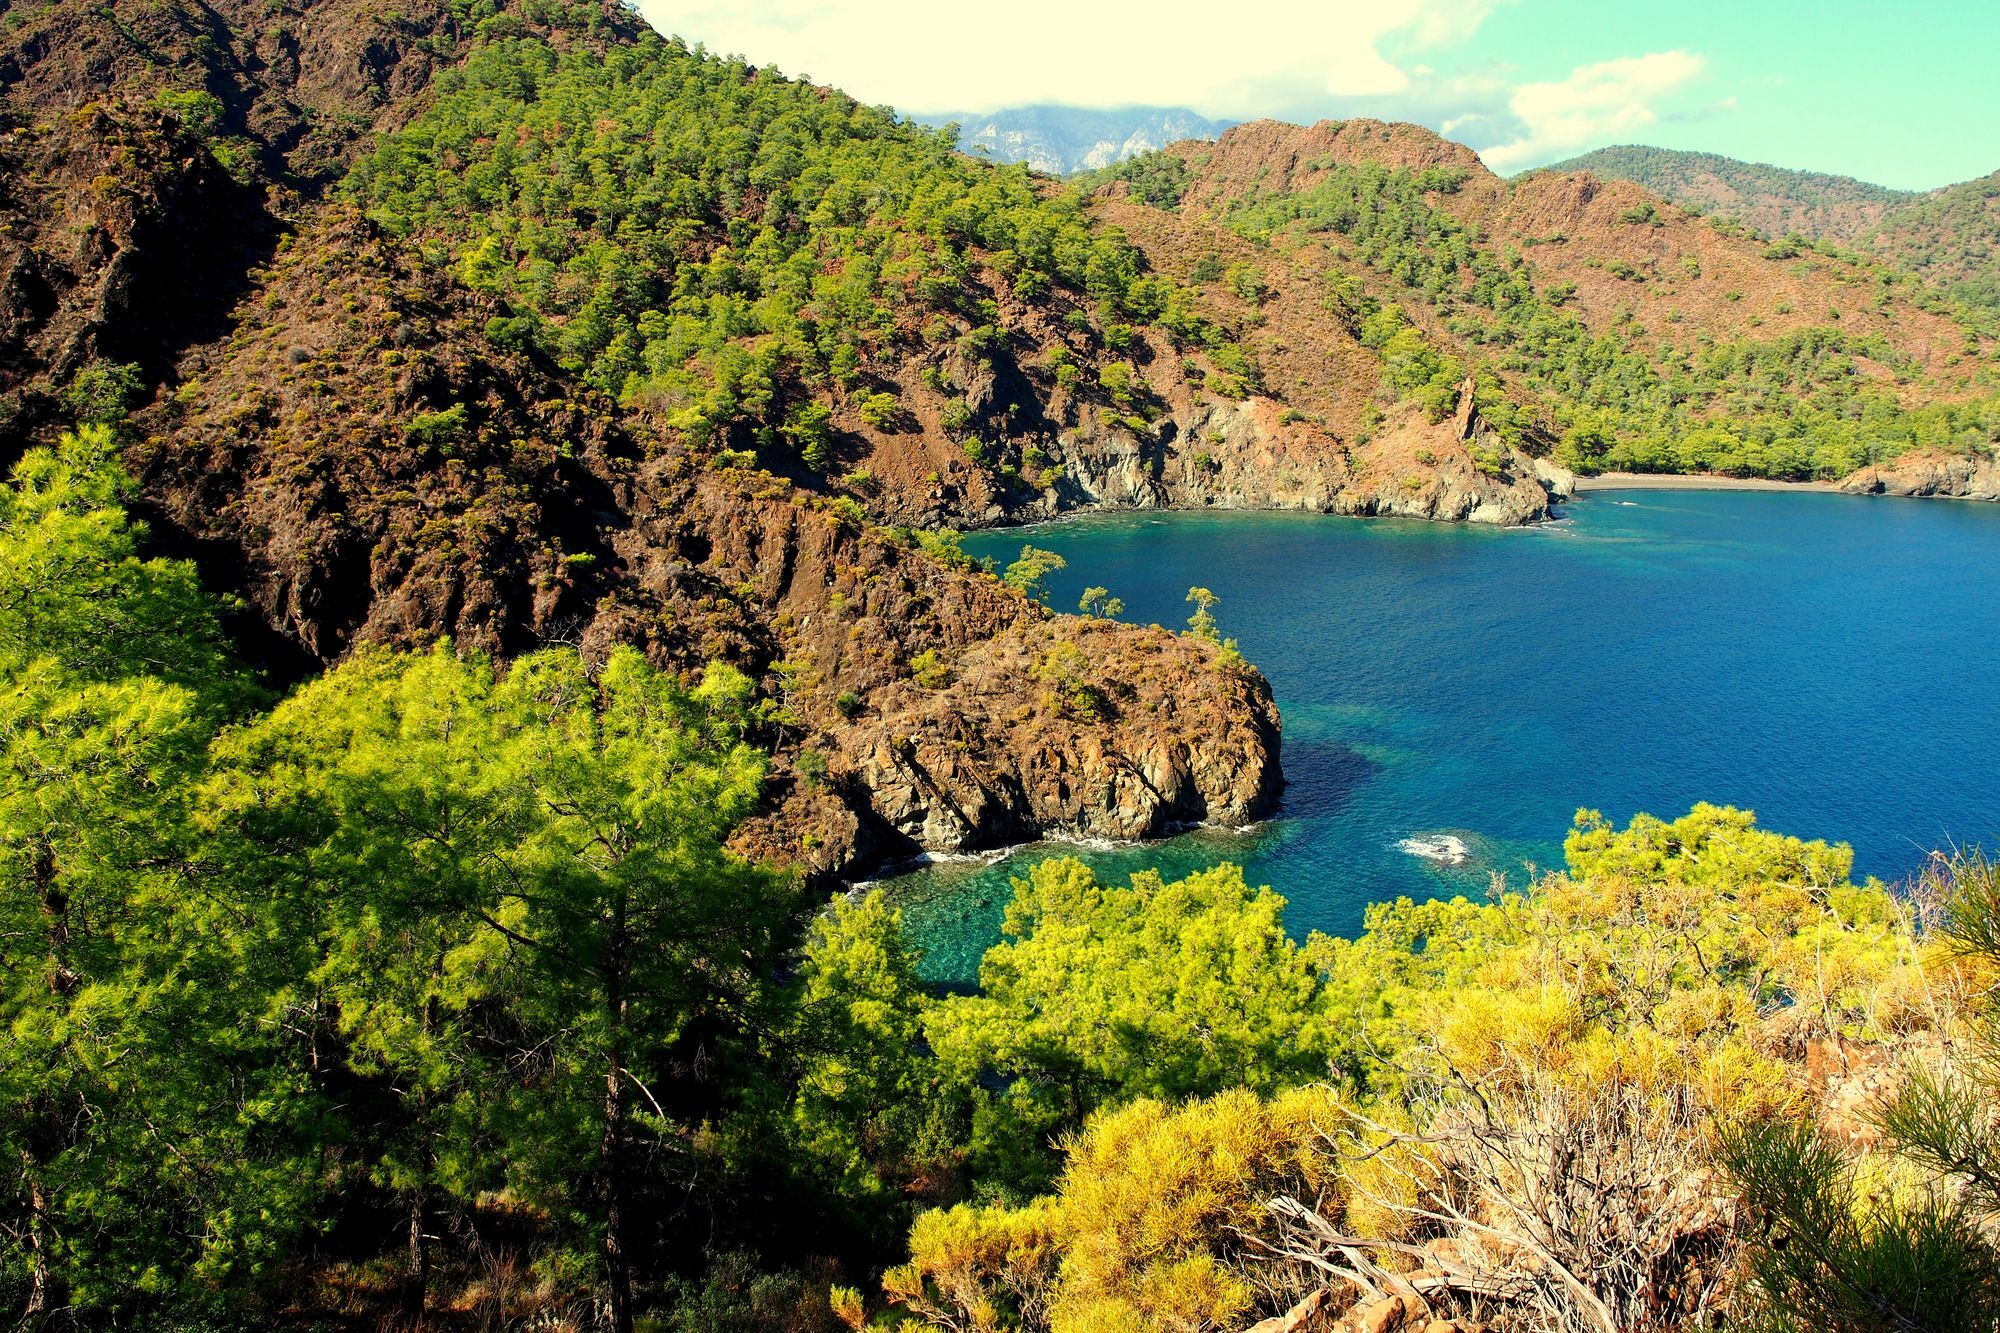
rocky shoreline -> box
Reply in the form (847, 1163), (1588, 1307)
(1840, 450), (2000, 502)
(1573, 472), (1839, 493)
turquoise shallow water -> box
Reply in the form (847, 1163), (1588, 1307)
(879, 491), (2000, 986)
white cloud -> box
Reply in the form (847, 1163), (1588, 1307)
(1475, 50), (1707, 171)
(1397, 0), (1508, 51)
(636, 0), (1507, 117)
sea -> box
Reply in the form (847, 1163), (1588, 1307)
(876, 490), (2000, 985)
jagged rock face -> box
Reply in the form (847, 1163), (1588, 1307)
(837, 618), (1281, 859)
(0, 105), (268, 400)
(1842, 451), (2000, 501)
(1035, 396), (1557, 525)
(831, 256), (1568, 534)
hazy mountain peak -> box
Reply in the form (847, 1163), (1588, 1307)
(924, 104), (1231, 175)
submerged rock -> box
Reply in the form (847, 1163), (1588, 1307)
(1399, 833), (1473, 866)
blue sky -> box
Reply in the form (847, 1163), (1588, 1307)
(1404, 0), (2000, 188)
(639, 0), (1997, 188)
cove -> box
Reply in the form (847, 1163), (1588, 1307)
(878, 490), (2000, 985)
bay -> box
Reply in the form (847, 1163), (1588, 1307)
(880, 491), (2000, 985)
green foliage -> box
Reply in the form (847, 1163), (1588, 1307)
(150, 87), (227, 138)
(782, 892), (960, 1220)
(1003, 545), (1067, 601)
(1722, 849), (2000, 1333)
(783, 400), (836, 469)
(403, 402), (470, 451)
(795, 746), (829, 789)
(926, 858), (1339, 1189)
(1308, 803), (1931, 1101)
(205, 644), (796, 1324)
(1183, 585), (1220, 642)
(908, 526), (974, 571)
(0, 425), (244, 698)
(1072, 150), (1194, 210)
(1076, 586), (1123, 618)
(855, 390), (901, 429)
(0, 433), (283, 1324)
(890, 806), (1946, 1328)
(1225, 261), (1270, 303)
(1719, 1117), (2000, 1333)
(59, 361), (143, 428)
(0, 431), (951, 1324)
(1860, 170), (2000, 317)
(938, 398), (974, 434)
(1030, 641), (1106, 719)
(1097, 360), (1137, 407)
(907, 648), (950, 688)
(885, 1085), (1337, 1331)
(346, 31), (1230, 453)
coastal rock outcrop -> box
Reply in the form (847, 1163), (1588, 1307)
(1039, 394), (1563, 526)
(835, 617), (1281, 860)
(1841, 450), (2000, 501)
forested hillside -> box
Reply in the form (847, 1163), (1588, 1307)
(1100, 120), (2000, 479)
(1860, 169), (2000, 315)
(1552, 146), (2000, 319)
(1545, 146), (1914, 246)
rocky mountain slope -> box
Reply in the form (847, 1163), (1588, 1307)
(0, 0), (636, 440)
(1545, 146), (1914, 244)
(925, 103), (1229, 175)
(1860, 169), (2000, 314)
(1109, 118), (1998, 481)
(1551, 145), (2000, 317)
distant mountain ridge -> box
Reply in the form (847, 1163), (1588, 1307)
(924, 104), (1230, 175)
(1544, 145), (1913, 243)
(1547, 145), (2000, 314)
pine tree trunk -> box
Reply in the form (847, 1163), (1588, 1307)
(22, 1150), (49, 1320)
(403, 999), (436, 1325)
(602, 1061), (630, 1333)
(24, 842), (67, 1319)
(402, 1188), (428, 1324)
(601, 903), (633, 1333)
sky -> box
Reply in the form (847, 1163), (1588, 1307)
(634, 0), (1999, 189)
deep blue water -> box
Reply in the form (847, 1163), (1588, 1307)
(878, 491), (2000, 985)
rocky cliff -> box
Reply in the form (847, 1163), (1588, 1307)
(1841, 450), (2000, 501)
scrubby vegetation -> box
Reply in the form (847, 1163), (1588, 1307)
(884, 807), (1992, 1333)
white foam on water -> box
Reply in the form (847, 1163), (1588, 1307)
(1397, 833), (1473, 866)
